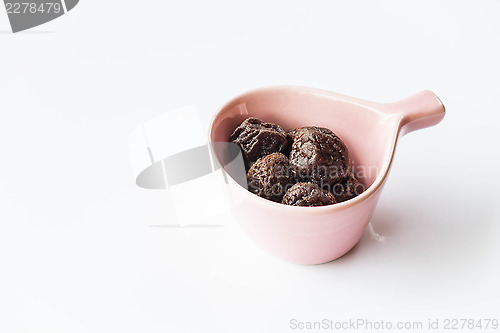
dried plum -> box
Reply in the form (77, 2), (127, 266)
(230, 118), (361, 207)
(229, 117), (288, 167)
(331, 174), (365, 203)
(282, 182), (336, 207)
(289, 126), (350, 187)
(285, 128), (301, 148)
(246, 153), (293, 202)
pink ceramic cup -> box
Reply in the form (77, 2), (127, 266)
(209, 86), (445, 264)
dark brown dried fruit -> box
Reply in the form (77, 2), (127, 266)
(246, 153), (292, 202)
(230, 118), (360, 207)
(289, 126), (350, 187)
(330, 174), (365, 203)
(282, 182), (336, 207)
(229, 117), (288, 167)
(285, 128), (301, 148)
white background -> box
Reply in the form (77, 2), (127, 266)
(1, 1), (500, 332)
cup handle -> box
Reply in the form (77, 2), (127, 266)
(381, 90), (446, 136)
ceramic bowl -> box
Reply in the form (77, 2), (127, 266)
(209, 86), (445, 264)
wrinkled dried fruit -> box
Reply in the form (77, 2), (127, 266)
(289, 126), (350, 186)
(285, 128), (300, 149)
(230, 118), (363, 207)
(246, 153), (292, 202)
(230, 117), (288, 167)
(331, 173), (365, 203)
(282, 182), (336, 207)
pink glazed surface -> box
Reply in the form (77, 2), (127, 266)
(209, 86), (445, 264)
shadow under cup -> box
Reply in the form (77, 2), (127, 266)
(209, 86), (399, 264)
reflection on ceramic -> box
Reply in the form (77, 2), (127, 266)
(209, 86), (445, 264)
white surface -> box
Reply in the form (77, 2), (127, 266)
(1, 1), (500, 332)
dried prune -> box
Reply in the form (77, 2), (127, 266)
(330, 174), (365, 203)
(289, 126), (349, 187)
(286, 126), (328, 146)
(282, 182), (336, 207)
(285, 128), (300, 149)
(246, 153), (292, 202)
(230, 117), (288, 167)
(230, 118), (359, 207)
